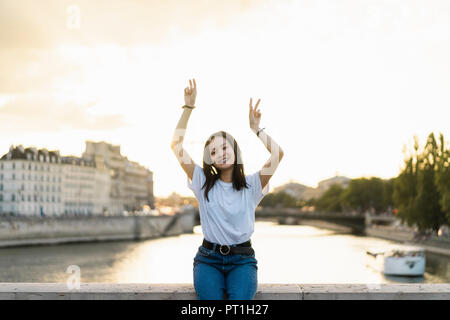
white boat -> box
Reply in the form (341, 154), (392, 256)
(366, 245), (426, 276)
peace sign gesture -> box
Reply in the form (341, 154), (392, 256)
(184, 78), (197, 107)
(249, 97), (261, 132)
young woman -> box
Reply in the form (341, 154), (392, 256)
(170, 78), (284, 300)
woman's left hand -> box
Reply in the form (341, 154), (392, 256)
(249, 97), (261, 133)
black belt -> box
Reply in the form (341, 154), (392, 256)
(202, 238), (254, 256)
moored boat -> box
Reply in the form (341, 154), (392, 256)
(366, 245), (425, 276)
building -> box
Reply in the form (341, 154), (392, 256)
(60, 155), (108, 215)
(273, 181), (318, 200)
(273, 176), (351, 201)
(317, 176), (350, 194)
(0, 142), (154, 216)
(0, 146), (63, 216)
(82, 141), (154, 213)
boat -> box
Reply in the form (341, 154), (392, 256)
(366, 245), (426, 276)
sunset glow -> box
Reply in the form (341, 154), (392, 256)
(1, 0), (449, 197)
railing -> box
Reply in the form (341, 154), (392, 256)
(1, 283), (449, 300)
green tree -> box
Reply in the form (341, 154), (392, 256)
(341, 178), (384, 214)
(393, 133), (448, 233)
(315, 184), (344, 213)
(382, 178), (395, 211)
(393, 135), (422, 228)
(260, 191), (298, 208)
(414, 133), (445, 232)
(435, 133), (450, 225)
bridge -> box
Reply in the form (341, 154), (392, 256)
(256, 207), (366, 234)
(192, 207), (367, 234)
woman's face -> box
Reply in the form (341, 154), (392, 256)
(208, 136), (235, 170)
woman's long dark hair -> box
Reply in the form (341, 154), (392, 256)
(200, 131), (249, 202)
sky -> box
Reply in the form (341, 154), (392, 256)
(0, 0), (449, 197)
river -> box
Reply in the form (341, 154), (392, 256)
(0, 221), (449, 284)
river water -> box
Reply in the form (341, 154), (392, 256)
(0, 221), (449, 284)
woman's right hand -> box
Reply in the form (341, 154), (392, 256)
(184, 78), (197, 107)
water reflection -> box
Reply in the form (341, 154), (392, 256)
(0, 221), (448, 284)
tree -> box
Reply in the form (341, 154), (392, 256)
(393, 133), (447, 233)
(315, 184), (344, 213)
(414, 133), (446, 232)
(341, 178), (385, 214)
(393, 135), (421, 228)
(382, 178), (395, 211)
(435, 133), (450, 225)
(260, 191), (298, 208)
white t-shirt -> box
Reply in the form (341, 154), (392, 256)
(187, 163), (270, 245)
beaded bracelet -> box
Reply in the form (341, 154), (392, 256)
(257, 127), (265, 137)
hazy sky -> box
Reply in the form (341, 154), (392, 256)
(0, 0), (449, 197)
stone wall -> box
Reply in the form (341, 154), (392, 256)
(0, 211), (196, 248)
(0, 283), (449, 300)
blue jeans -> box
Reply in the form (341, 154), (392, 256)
(193, 244), (258, 300)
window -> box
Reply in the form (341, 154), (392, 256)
(11, 194), (15, 201)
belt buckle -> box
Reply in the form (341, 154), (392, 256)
(219, 244), (231, 255)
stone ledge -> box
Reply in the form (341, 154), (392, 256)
(0, 283), (449, 300)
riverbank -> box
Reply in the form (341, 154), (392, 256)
(0, 210), (196, 248)
(281, 218), (450, 257)
(365, 225), (450, 257)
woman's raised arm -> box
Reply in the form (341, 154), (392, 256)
(170, 79), (197, 180)
(249, 98), (284, 190)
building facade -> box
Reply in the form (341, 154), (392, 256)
(0, 142), (154, 216)
(82, 141), (154, 213)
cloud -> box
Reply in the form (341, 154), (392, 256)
(0, 0), (261, 94)
(0, 48), (83, 94)
(0, 94), (127, 133)
(0, 0), (260, 50)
